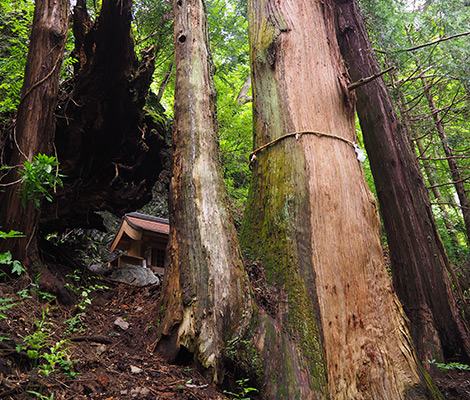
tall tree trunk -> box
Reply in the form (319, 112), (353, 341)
(334, 0), (470, 364)
(241, 0), (440, 398)
(0, 0), (69, 268)
(155, 0), (250, 384)
(416, 138), (463, 256)
(156, 1), (329, 397)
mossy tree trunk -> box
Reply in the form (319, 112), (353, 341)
(155, 0), (250, 384)
(0, 0), (69, 269)
(241, 0), (441, 398)
(334, 0), (470, 365)
(155, 2), (327, 396)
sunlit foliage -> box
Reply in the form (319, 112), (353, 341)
(0, 0), (34, 123)
(360, 0), (470, 261)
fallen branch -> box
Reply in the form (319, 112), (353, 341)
(0, 385), (22, 398)
(69, 335), (113, 344)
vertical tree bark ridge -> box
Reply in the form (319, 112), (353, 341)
(241, 1), (331, 397)
(334, 0), (470, 366)
(71, 0), (92, 74)
(0, 0), (70, 266)
(155, 0), (250, 384)
(242, 0), (440, 398)
(415, 139), (462, 256)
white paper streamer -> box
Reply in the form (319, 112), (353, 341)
(353, 142), (367, 163)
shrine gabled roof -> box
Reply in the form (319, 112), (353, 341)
(110, 212), (169, 252)
(124, 212), (169, 235)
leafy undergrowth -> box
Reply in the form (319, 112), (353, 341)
(0, 273), (229, 400)
(1, 270), (470, 399)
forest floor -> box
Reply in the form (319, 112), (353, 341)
(0, 267), (469, 399)
(0, 272), (230, 400)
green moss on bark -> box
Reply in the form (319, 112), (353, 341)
(240, 144), (328, 397)
(224, 307), (264, 381)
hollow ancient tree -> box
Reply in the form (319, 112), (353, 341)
(41, 0), (170, 233)
(240, 0), (440, 397)
(334, 0), (470, 364)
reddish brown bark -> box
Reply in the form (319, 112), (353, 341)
(240, 0), (440, 397)
(334, 0), (470, 364)
(71, 0), (92, 75)
(0, 0), (70, 268)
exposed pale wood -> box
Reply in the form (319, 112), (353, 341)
(123, 221), (144, 242)
(155, 0), (250, 384)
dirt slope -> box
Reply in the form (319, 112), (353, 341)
(0, 272), (469, 399)
(0, 275), (228, 399)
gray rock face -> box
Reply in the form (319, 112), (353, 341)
(107, 265), (160, 286)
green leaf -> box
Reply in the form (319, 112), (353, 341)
(27, 349), (39, 359)
(0, 251), (12, 265)
(11, 260), (25, 275)
(0, 229), (24, 239)
(17, 153), (63, 209)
